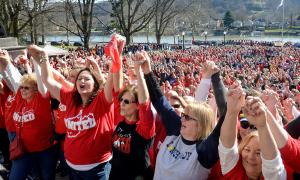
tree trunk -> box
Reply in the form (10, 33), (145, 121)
(84, 34), (90, 49)
(12, 20), (19, 39)
(41, 15), (45, 45)
(33, 18), (38, 44)
(29, 19), (34, 44)
(125, 34), (131, 45)
(156, 33), (161, 44)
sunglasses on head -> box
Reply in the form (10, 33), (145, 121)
(172, 104), (181, 109)
(181, 113), (197, 121)
(240, 121), (257, 130)
(120, 98), (136, 105)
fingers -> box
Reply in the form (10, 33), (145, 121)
(131, 51), (146, 65)
(141, 50), (150, 62)
(244, 96), (266, 116)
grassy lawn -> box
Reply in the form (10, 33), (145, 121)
(265, 28), (300, 33)
(53, 45), (81, 49)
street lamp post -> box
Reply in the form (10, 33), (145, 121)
(223, 31), (227, 44)
(173, 35), (176, 45)
(177, 34), (180, 46)
(204, 31), (208, 43)
(182, 31), (185, 50)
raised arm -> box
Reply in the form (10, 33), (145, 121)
(261, 93), (300, 172)
(32, 60), (47, 97)
(211, 71), (227, 118)
(218, 83), (245, 174)
(86, 56), (105, 84)
(220, 84), (244, 148)
(194, 61), (219, 102)
(244, 96), (286, 179)
(51, 68), (74, 89)
(142, 54), (181, 136)
(132, 51), (149, 104)
(262, 89), (283, 126)
(131, 51), (155, 139)
(0, 49), (22, 94)
(27, 45), (62, 101)
(245, 97), (278, 159)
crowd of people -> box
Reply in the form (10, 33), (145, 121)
(0, 35), (300, 180)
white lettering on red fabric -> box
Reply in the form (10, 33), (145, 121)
(112, 127), (132, 154)
(64, 109), (96, 138)
(13, 109), (35, 123)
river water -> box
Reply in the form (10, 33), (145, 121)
(43, 35), (300, 44)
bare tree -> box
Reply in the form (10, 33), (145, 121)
(49, 0), (96, 48)
(109, 0), (155, 45)
(153, 0), (177, 44)
(0, 0), (51, 41)
(24, 0), (49, 44)
(0, 0), (24, 38)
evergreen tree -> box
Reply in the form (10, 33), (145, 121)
(223, 11), (234, 28)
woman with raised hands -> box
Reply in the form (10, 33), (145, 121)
(1, 49), (55, 178)
(0, 49), (21, 171)
(27, 42), (117, 180)
(261, 89), (300, 174)
(140, 53), (227, 180)
(219, 83), (287, 179)
(109, 51), (155, 180)
(0, 50), (57, 179)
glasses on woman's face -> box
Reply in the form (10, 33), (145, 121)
(20, 86), (31, 90)
(240, 121), (257, 130)
(172, 104), (181, 109)
(181, 113), (197, 121)
(120, 98), (136, 105)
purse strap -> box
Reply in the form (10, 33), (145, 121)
(16, 107), (25, 139)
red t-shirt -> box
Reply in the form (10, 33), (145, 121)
(210, 157), (294, 180)
(55, 103), (67, 134)
(13, 91), (54, 152)
(149, 115), (166, 169)
(60, 87), (115, 165)
(0, 81), (9, 128)
(280, 135), (300, 173)
(4, 87), (16, 132)
(55, 86), (73, 134)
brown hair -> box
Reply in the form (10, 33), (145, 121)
(117, 85), (138, 103)
(72, 67), (102, 107)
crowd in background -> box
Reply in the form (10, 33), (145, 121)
(0, 37), (300, 180)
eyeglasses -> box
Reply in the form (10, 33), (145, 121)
(20, 86), (31, 90)
(181, 113), (197, 121)
(120, 98), (136, 105)
(240, 121), (257, 130)
(172, 104), (181, 109)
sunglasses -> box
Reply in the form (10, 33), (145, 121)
(120, 98), (136, 105)
(172, 104), (181, 109)
(181, 113), (197, 121)
(20, 86), (31, 90)
(240, 121), (257, 130)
